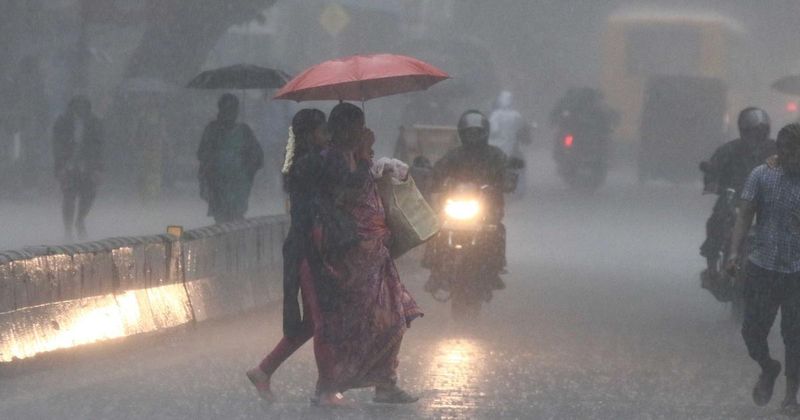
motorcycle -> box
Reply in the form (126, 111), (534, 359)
(700, 185), (748, 321)
(554, 127), (609, 190)
(551, 106), (611, 191)
(425, 159), (523, 320)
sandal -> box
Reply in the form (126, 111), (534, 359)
(373, 387), (419, 404)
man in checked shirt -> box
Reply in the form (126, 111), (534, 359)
(728, 123), (800, 414)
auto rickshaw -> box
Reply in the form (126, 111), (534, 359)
(638, 74), (728, 183)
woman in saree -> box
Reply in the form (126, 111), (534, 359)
(246, 109), (338, 403)
(317, 102), (423, 404)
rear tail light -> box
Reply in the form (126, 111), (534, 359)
(563, 134), (574, 148)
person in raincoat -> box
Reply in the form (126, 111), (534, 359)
(489, 90), (531, 197)
(246, 108), (334, 402)
(489, 90), (531, 159)
(197, 93), (263, 223)
(52, 95), (104, 240)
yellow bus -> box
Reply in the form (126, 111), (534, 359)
(602, 10), (744, 144)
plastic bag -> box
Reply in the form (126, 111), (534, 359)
(377, 174), (440, 258)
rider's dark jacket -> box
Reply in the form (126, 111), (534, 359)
(702, 138), (776, 195)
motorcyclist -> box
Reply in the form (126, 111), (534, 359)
(700, 107), (777, 277)
(549, 87), (618, 143)
(424, 110), (509, 292)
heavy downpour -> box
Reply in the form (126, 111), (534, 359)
(2, 1), (800, 419)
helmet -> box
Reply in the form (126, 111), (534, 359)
(737, 107), (770, 141)
(457, 110), (490, 148)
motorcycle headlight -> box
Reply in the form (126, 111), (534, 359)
(444, 199), (481, 221)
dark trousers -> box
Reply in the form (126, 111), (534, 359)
(742, 262), (800, 378)
(61, 172), (96, 235)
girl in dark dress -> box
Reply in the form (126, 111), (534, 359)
(247, 109), (336, 403)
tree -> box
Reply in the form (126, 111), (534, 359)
(104, 0), (277, 188)
(125, 0), (278, 83)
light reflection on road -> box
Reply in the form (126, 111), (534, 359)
(426, 338), (487, 418)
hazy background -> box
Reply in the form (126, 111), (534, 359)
(1, 0), (799, 248)
(4, 3), (800, 418)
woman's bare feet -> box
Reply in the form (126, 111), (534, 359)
(246, 367), (275, 402)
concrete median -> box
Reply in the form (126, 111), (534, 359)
(0, 215), (288, 363)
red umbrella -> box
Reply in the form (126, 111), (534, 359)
(273, 53), (449, 102)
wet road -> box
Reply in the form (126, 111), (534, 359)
(0, 169), (784, 419)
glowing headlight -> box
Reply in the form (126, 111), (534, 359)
(444, 199), (480, 221)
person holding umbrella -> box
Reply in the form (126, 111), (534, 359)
(259, 53), (447, 405)
(188, 64), (290, 213)
(197, 93), (263, 223)
(312, 102), (422, 405)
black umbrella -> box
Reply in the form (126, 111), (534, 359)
(186, 64), (290, 90)
(187, 64), (291, 119)
(771, 75), (800, 96)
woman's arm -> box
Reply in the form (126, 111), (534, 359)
(726, 199), (756, 274)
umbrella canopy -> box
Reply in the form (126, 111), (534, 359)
(772, 75), (800, 95)
(273, 53), (449, 102)
(186, 64), (290, 90)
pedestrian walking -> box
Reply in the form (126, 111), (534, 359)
(246, 109), (332, 402)
(315, 102), (422, 405)
(52, 95), (103, 241)
(727, 123), (800, 415)
(197, 93), (263, 223)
